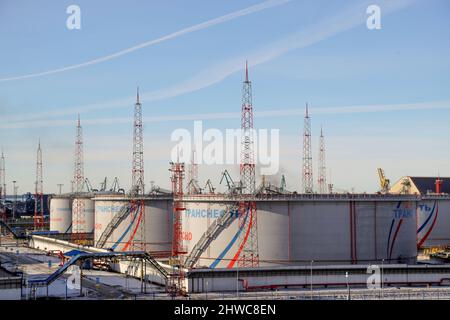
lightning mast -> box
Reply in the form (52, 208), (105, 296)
(34, 140), (44, 229)
(236, 61), (259, 268)
(129, 87), (146, 251)
(317, 127), (327, 194)
(72, 115), (85, 240)
(302, 103), (313, 193)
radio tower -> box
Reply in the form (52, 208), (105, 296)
(236, 61), (259, 268)
(317, 127), (327, 194)
(72, 115), (85, 240)
(34, 140), (44, 229)
(302, 103), (313, 193)
(129, 87), (146, 251)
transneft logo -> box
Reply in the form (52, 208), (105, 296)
(185, 208), (239, 219)
(393, 208), (413, 219)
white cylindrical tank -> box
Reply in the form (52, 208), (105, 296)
(182, 196), (418, 269)
(72, 198), (95, 233)
(417, 199), (450, 248)
(144, 200), (173, 252)
(93, 196), (173, 253)
(49, 197), (72, 233)
(94, 199), (130, 250)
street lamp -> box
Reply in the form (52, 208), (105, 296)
(57, 184), (64, 195)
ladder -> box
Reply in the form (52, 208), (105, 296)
(184, 202), (239, 268)
(96, 203), (132, 248)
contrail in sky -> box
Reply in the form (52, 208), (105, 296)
(0, 0), (292, 82)
(2, 100), (448, 129)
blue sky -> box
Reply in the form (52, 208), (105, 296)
(0, 0), (449, 194)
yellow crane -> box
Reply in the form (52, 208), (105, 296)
(377, 168), (390, 193)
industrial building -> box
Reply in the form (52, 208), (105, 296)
(1, 63), (450, 297)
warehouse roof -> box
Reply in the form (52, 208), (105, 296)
(410, 177), (450, 194)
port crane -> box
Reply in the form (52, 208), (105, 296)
(219, 170), (242, 195)
(377, 168), (390, 193)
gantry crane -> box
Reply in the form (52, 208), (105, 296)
(377, 168), (390, 193)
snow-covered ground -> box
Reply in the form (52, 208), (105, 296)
(1, 239), (167, 300)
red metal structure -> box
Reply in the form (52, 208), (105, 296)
(302, 103), (313, 193)
(34, 140), (44, 229)
(237, 61), (259, 268)
(170, 161), (186, 257)
(436, 178), (443, 194)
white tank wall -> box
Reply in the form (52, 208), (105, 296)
(94, 198), (172, 252)
(49, 198), (72, 233)
(72, 198), (95, 233)
(417, 199), (450, 248)
(183, 199), (418, 268)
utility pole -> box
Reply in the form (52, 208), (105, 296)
(57, 184), (64, 195)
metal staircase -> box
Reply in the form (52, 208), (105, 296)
(184, 202), (239, 268)
(28, 251), (169, 288)
(96, 203), (132, 248)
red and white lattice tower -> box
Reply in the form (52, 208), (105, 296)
(317, 127), (327, 194)
(72, 115), (85, 241)
(170, 160), (186, 258)
(0, 151), (6, 221)
(302, 103), (313, 193)
(34, 140), (44, 229)
(237, 61), (259, 268)
(130, 87), (146, 251)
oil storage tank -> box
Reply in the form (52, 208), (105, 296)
(72, 195), (95, 233)
(93, 195), (173, 253)
(181, 194), (418, 268)
(49, 195), (72, 233)
(417, 197), (450, 248)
